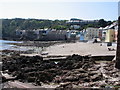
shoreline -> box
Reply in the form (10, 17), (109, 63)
(0, 40), (67, 54)
(1, 40), (120, 89)
(0, 40), (117, 58)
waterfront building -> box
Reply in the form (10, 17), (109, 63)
(105, 29), (115, 42)
(79, 29), (87, 41)
(104, 21), (118, 42)
(45, 30), (68, 41)
(66, 30), (77, 41)
(16, 30), (26, 36)
(98, 27), (104, 41)
(84, 28), (99, 41)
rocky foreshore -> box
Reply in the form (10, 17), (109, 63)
(1, 53), (120, 89)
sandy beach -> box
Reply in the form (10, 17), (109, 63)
(46, 42), (116, 56)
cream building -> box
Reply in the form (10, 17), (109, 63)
(105, 29), (115, 42)
(84, 28), (99, 40)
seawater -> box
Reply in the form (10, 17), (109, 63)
(0, 40), (42, 53)
(0, 40), (22, 50)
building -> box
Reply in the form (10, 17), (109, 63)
(84, 28), (99, 41)
(68, 18), (98, 25)
(79, 29), (87, 41)
(16, 30), (26, 36)
(67, 18), (98, 30)
(34, 29), (51, 40)
(15, 29), (81, 41)
(66, 30), (78, 41)
(70, 25), (80, 29)
(114, 22), (118, 42)
(105, 29), (115, 42)
(114, 26), (118, 42)
(98, 27), (104, 41)
(101, 30), (106, 42)
(104, 21), (118, 42)
(44, 30), (68, 41)
(15, 29), (50, 40)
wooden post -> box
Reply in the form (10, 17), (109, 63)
(115, 16), (120, 69)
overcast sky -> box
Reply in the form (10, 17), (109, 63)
(0, 0), (119, 21)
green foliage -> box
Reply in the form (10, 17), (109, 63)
(98, 19), (107, 27)
(84, 24), (94, 29)
(2, 18), (68, 37)
(83, 19), (113, 29)
(53, 25), (67, 30)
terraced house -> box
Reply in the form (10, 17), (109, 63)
(79, 21), (118, 43)
(16, 29), (78, 41)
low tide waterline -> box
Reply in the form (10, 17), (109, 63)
(0, 40), (18, 50)
(0, 40), (30, 51)
(0, 40), (44, 54)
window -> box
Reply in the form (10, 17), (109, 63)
(103, 32), (106, 34)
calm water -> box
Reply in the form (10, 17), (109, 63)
(0, 40), (22, 50)
(0, 40), (42, 52)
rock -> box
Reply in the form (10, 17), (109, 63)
(27, 77), (36, 82)
(79, 73), (88, 78)
(66, 54), (83, 61)
(88, 71), (98, 76)
(83, 77), (91, 82)
(55, 82), (73, 90)
(1, 76), (7, 83)
(36, 71), (54, 82)
(63, 75), (79, 82)
(2, 54), (105, 87)
(77, 68), (87, 73)
(91, 73), (103, 82)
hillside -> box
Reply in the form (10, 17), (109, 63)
(1, 18), (113, 39)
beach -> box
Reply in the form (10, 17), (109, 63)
(1, 40), (120, 89)
(1, 40), (117, 57)
(46, 42), (116, 56)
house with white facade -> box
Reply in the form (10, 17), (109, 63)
(67, 18), (98, 30)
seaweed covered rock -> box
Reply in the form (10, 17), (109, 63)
(2, 54), (105, 87)
(66, 54), (83, 61)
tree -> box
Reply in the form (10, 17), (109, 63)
(98, 19), (107, 27)
(115, 16), (120, 69)
(53, 25), (67, 30)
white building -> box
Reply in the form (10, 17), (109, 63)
(70, 25), (80, 29)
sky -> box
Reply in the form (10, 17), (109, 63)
(0, 0), (119, 21)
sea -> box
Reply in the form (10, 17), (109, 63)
(0, 40), (42, 53)
(0, 40), (22, 50)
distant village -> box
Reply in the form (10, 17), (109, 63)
(16, 18), (118, 43)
